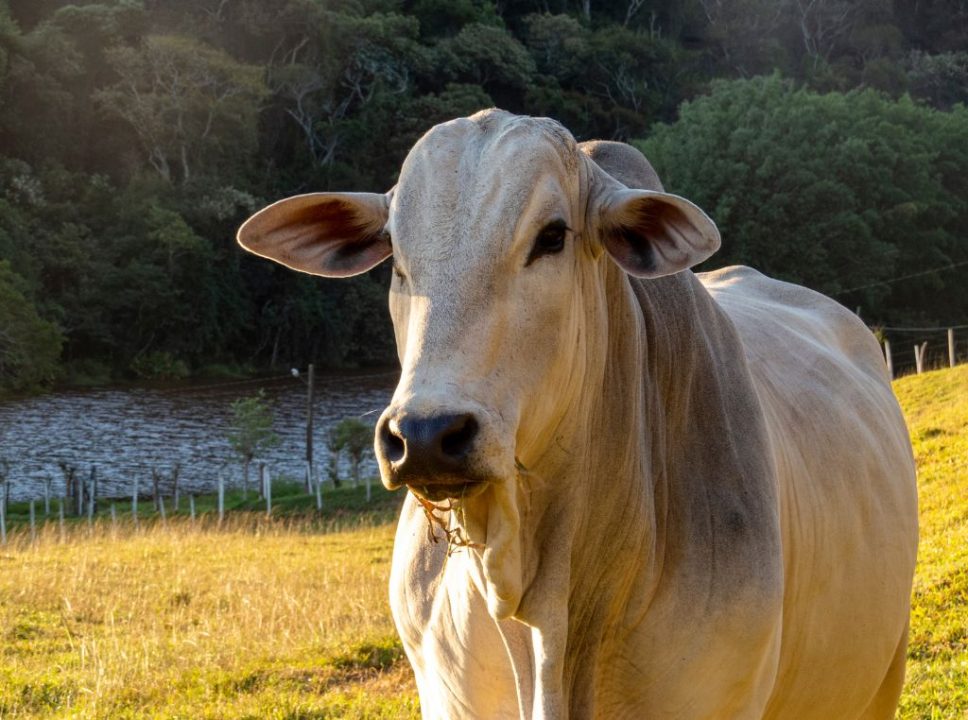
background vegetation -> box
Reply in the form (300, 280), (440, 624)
(0, 365), (964, 718)
(0, 0), (966, 392)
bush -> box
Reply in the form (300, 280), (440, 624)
(638, 75), (968, 325)
(0, 260), (62, 392)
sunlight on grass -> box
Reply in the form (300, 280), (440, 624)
(894, 365), (968, 719)
(0, 516), (419, 718)
(0, 366), (964, 718)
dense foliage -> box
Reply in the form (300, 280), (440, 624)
(641, 76), (968, 325)
(0, 0), (965, 390)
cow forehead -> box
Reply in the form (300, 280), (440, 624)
(389, 111), (582, 263)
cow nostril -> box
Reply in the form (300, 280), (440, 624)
(381, 421), (405, 463)
(440, 415), (479, 458)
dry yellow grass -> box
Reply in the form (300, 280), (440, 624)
(0, 516), (419, 718)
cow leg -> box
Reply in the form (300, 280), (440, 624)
(857, 623), (909, 720)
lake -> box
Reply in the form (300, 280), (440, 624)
(0, 370), (398, 502)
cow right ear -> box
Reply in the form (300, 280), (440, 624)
(237, 192), (392, 278)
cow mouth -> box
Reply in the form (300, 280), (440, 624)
(408, 480), (489, 502)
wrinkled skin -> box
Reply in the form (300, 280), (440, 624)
(238, 110), (918, 719)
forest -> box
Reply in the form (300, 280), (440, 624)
(0, 0), (966, 391)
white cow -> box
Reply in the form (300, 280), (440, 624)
(238, 110), (918, 719)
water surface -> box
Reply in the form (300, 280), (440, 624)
(0, 371), (397, 502)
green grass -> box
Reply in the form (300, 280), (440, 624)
(1, 479), (403, 530)
(894, 365), (968, 719)
(0, 366), (965, 718)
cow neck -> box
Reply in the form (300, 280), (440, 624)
(519, 265), (752, 715)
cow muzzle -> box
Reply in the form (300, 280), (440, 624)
(375, 410), (491, 501)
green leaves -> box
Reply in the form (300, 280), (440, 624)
(226, 390), (280, 464)
(638, 75), (968, 324)
(0, 260), (63, 392)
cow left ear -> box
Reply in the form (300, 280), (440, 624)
(237, 192), (392, 278)
(597, 187), (720, 278)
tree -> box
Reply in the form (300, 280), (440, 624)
(332, 418), (373, 490)
(226, 390), (279, 494)
(638, 75), (968, 325)
(96, 35), (268, 184)
(0, 260), (62, 392)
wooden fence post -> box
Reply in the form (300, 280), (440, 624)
(315, 466), (323, 512)
(264, 466), (272, 517)
(915, 342), (928, 374)
(217, 474), (225, 524)
(132, 477), (139, 521)
(172, 464), (180, 513)
(58, 498), (65, 539)
(44, 478), (51, 517)
(883, 340), (893, 379)
(949, 328), (956, 368)
(306, 363), (315, 492)
(189, 495), (196, 521)
(151, 469), (160, 511)
(158, 495), (167, 522)
(76, 470), (84, 518)
(29, 499), (36, 541)
(90, 466), (97, 515)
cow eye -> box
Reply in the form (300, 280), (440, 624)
(527, 220), (568, 265)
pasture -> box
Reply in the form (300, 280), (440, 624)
(0, 365), (965, 719)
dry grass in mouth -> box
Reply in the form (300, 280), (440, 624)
(413, 494), (483, 555)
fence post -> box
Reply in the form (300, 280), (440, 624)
(914, 342), (928, 374)
(189, 495), (196, 521)
(29, 499), (36, 541)
(306, 363), (315, 492)
(90, 466), (97, 515)
(315, 467), (323, 512)
(883, 340), (893, 379)
(264, 467), (272, 517)
(217, 474), (225, 524)
(152, 469), (160, 511)
(44, 478), (51, 517)
(172, 464), (180, 513)
(76, 471), (84, 518)
(0, 496), (6, 545)
(949, 328), (956, 368)
(132, 478), (139, 521)
(58, 498), (65, 539)
(158, 495), (167, 522)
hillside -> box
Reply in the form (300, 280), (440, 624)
(894, 365), (968, 718)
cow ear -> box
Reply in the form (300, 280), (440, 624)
(237, 192), (392, 278)
(598, 188), (720, 278)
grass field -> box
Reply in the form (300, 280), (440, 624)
(1, 366), (966, 718)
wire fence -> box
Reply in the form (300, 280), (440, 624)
(877, 325), (965, 378)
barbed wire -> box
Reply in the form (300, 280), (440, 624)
(833, 258), (968, 296)
(876, 324), (968, 332)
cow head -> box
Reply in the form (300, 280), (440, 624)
(238, 110), (719, 615)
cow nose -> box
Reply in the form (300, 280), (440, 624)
(377, 412), (479, 480)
